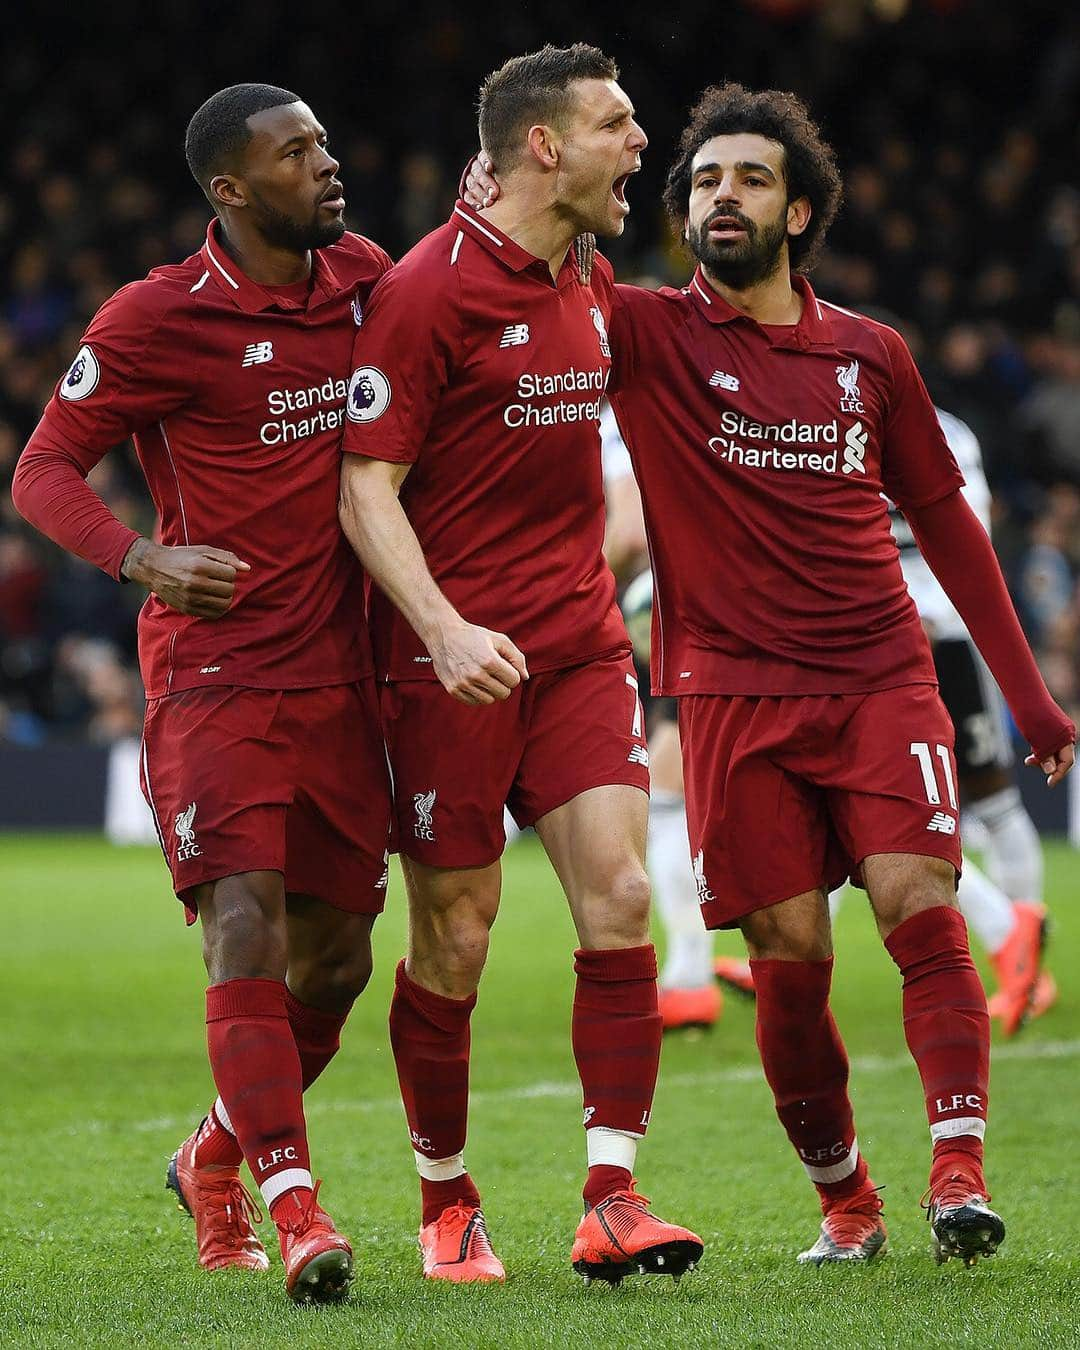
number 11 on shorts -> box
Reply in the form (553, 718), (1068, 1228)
(909, 741), (958, 809)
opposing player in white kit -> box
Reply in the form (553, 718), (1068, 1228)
(886, 407), (1053, 1034)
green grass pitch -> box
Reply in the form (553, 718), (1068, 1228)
(2, 833), (1078, 1348)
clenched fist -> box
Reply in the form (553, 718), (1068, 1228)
(121, 538), (251, 618)
(429, 618), (529, 706)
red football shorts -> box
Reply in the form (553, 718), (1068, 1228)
(381, 650), (650, 868)
(678, 684), (963, 929)
(140, 681), (391, 922)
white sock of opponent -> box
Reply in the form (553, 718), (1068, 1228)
(968, 786), (1044, 901)
(649, 792), (713, 989)
(956, 855), (1016, 955)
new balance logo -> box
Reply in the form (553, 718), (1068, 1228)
(241, 341), (274, 367)
(926, 811), (957, 835)
(175, 801), (201, 861)
(413, 788), (436, 841)
(709, 370), (740, 391)
(627, 745), (650, 766)
(499, 323), (530, 348)
(582, 1106), (596, 1126)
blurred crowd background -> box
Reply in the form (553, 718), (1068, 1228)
(2, 0), (1079, 745)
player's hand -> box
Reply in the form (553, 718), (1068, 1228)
(430, 620), (528, 706)
(1025, 741), (1075, 788)
(121, 538), (251, 619)
(462, 153), (498, 210)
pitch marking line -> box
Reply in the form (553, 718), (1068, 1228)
(67, 1037), (1080, 1138)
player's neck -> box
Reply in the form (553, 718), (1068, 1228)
(482, 194), (576, 283)
(700, 266), (803, 326)
(217, 221), (313, 286)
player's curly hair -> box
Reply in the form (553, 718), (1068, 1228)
(663, 83), (842, 273)
(478, 43), (619, 173)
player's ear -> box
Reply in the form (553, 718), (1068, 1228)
(525, 123), (560, 171)
(209, 172), (247, 212)
(787, 196), (811, 239)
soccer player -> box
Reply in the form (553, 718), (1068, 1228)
(600, 84), (1075, 1267)
(338, 45), (702, 1285)
(888, 409), (1054, 1033)
(12, 85), (395, 1303)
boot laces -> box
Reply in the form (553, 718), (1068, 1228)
(208, 1177), (263, 1239)
(921, 1170), (988, 1219)
(823, 1185), (884, 1244)
(438, 1202), (494, 1256)
(279, 1178), (325, 1236)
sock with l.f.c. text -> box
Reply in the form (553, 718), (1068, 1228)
(388, 959), (480, 1225)
(194, 986), (351, 1170)
(205, 978), (312, 1215)
(573, 944), (662, 1208)
(751, 956), (872, 1211)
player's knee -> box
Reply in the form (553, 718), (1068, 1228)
(869, 857), (958, 937)
(409, 877), (496, 990)
(579, 862), (652, 947)
(200, 881), (288, 983)
(289, 943), (373, 1012)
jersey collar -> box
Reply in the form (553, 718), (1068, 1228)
(200, 219), (344, 314)
(450, 202), (579, 289)
(686, 268), (835, 348)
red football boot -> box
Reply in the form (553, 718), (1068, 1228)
(166, 1128), (269, 1273)
(797, 1183), (887, 1265)
(988, 901), (1047, 1036)
(713, 956), (756, 999)
(274, 1181), (354, 1303)
(659, 984), (722, 1031)
(924, 1159), (1005, 1267)
(571, 1181), (703, 1285)
(418, 1203), (506, 1282)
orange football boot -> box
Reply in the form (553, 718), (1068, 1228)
(419, 1203), (506, 1282)
(571, 1181), (703, 1285)
(659, 984), (722, 1031)
(797, 1183), (887, 1265)
(166, 1128), (269, 1273)
(713, 956), (756, 999)
(988, 901), (1047, 1036)
(274, 1181), (354, 1303)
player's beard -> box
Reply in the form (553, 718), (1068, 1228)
(251, 192), (346, 252)
(688, 204), (789, 290)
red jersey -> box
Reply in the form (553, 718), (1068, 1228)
(608, 271), (964, 697)
(15, 221), (391, 697)
(341, 202), (628, 681)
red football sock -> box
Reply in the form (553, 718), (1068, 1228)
(389, 960), (476, 1219)
(885, 906), (989, 1180)
(205, 978), (312, 1212)
(751, 957), (869, 1209)
(194, 987), (350, 1170)
(284, 985), (350, 1089)
(573, 945), (662, 1205)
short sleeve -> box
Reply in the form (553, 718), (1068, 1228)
(878, 326), (965, 510)
(341, 262), (458, 465)
(33, 280), (192, 473)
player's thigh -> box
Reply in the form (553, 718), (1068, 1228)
(282, 682), (392, 916)
(141, 687), (292, 920)
(677, 694), (845, 931)
(194, 869), (289, 983)
(824, 685), (963, 898)
(399, 855), (503, 996)
(649, 714), (684, 795)
(534, 782), (651, 948)
(382, 679), (524, 869)
(511, 651), (650, 832)
(932, 637), (1014, 786)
